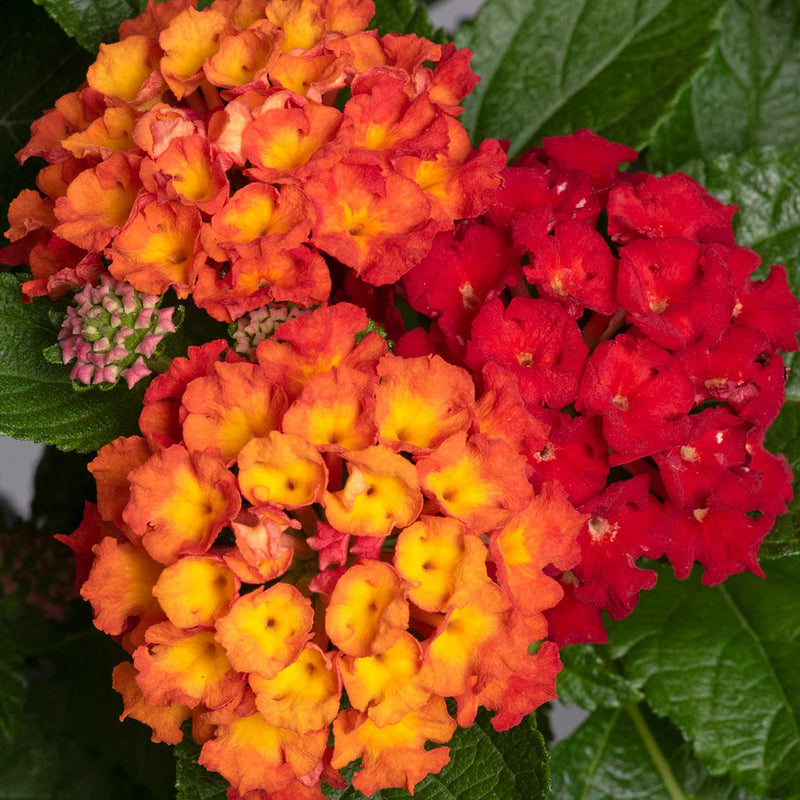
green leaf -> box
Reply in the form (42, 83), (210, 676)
(0, 274), (144, 452)
(370, 0), (441, 39)
(30, 446), (95, 534)
(175, 730), (228, 800)
(0, 1), (92, 218)
(32, 0), (146, 53)
(557, 644), (643, 712)
(551, 703), (760, 800)
(761, 393), (800, 560)
(677, 145), (800, 289)
(1, 602), (174, 800)
(649, 0), (800, 173)
(454, 0), (726, 161)
(326, 709), (549, 800)
(606, 558), (800, 796)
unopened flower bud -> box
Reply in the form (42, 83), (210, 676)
(57, 275), (176, 389)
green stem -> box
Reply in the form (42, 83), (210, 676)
(596, 648), (687, 800)
(624, 704), (687, 800)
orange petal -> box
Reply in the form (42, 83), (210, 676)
(112, 661), (190, 744)
(54, 151), (142, 251)
(331, 696), (455, 796)
(88, 435), (152, 527)
(265, 0), (325, 51)
(132, 102), (205, 158)
(417, 432), (533, 534)
(87, 36), (164, 105)
(81, 536), (162, 636)
(182, 361), (288, 463)
(338, 631), (434, 727)
(210, 0), (268, 29)
(204, 24), (281, 88)
(191, 243), (330, 324)
(119, 0), (194, 39)
(238, 431), (327, 508)
(323, 0), (374, 35)
(202, 182), (310, 261)
(474, 363), (550, 454)
(281, 365), (378, 452)
(153, 555), (238, 628)
(159, 7), (231, 99)
(255, 302), (385, 398)
(144, 134), (229, 214)
(325, 560), (409, 656)
(123, 444), (241, 564)
(474, 640), (562, 732)
(215, 583), (314, 677)
(133, 622), (246, 708)
(224, 506), (298, 583)
(343, 73), (447, 156)
(269, 50), (348, 102)
(109, 200), (203, 297)
(307, 161), (436, 285)
(424, 581), (510, 697)
(491, 481), (586, 616)
(323, 445), (423, 538)
(242, 103), (343, 183)
(375, 354), (474, 453)
(199, 710), (327, 796)
(223, 508), (300, 583)
(62, 106), (139, 159)
(5, 189), (55, 241)
(250, 645), (340, 733)
(394, 515), (489, 612)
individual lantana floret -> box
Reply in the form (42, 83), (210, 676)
(63, 301), (583, 797)
(50, 274), (178, 389)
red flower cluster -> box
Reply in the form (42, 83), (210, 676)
(393, 129), (799, 643)
(2, 0), (504, 321)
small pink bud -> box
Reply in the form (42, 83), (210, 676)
(135, 307), (154, 328)
(114, 327), (135, 345)
(72, 364), (95, 384)
(102, 296), (121, 313)
(122, 357), (151, 389)
(135, 332), (161, 358)
(60, 340), (76, 363)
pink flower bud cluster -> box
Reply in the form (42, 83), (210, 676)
(57, 274), (176, 388)
(230, 303), (307, 358)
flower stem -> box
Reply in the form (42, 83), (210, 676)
(624, 703), (687, 800)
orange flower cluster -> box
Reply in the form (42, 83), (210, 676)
(3, 0), (505, 322)
(60, 303), (586, 798)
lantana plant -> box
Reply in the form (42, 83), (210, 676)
(2, 0), (800, 799)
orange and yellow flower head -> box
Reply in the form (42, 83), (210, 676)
(5, 0), (505, 318)
(67, 301), (586, 797)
